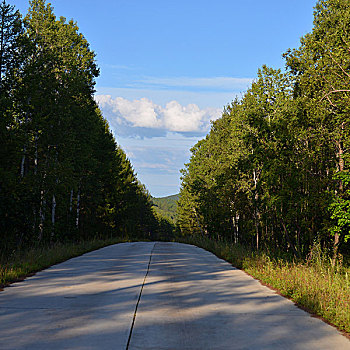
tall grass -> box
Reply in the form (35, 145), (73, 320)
(179, 235), (350, 334)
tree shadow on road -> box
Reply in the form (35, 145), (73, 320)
(0, 242), (349, 350)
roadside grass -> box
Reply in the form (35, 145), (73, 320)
(0, 237), (136, 288)
(2, 233), (349, 334)
(178, 235), (350, 334)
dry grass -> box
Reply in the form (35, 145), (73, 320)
(245, 255), (350, 333)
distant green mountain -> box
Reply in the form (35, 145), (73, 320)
(152, 194), (179, 223)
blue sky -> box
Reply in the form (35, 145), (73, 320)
(11, 0), (316, 197)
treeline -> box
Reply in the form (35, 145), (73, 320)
(0, 0), (169, 253)
(178, 0), (350, 259)
(152, 194), (179, 223)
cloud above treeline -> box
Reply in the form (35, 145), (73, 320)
(95, 95), (222, 137)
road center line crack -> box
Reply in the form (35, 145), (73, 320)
(126, 242), (156, 350)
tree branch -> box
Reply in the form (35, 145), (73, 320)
(325, 94), (337, 108)
(328, 51), (350, 79)
(321, 89), (350, 103)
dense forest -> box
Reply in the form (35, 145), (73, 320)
(0, 0), (170, 254)
(178, 0), (350, 260)
(152, 194), (179, 223)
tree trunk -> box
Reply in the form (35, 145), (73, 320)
(255, 216), (259, 251)
(253, 169), (261, 250)
(76, 188), (81, 229)
(232, 213), (239, 244)
(51, 194), (56, 238)
(38, 155), (48, 241)
(333, 133), (344, 264)
(192, 207), (205, 236)
(281, 219), (299, 258)
(69, 189), (73, 213)
(38, 191), (46, 241)
(20, 145), (26, 178)
(34, 132), (38, 175)
(20, 113), (30, 178)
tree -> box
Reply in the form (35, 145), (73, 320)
(0, 0), (166, 253)
(285, 0), (350, 258)
(0, 0), (22, 86)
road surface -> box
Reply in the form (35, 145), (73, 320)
(0, 242), (349, 349)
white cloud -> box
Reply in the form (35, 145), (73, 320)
(117, 132), (203, 197)
(162, 101), (205, 132)
(134, 162), (174, 172)
(135, 76), (254, 91)
(114, 97), (161, 128)
(95, 87), (237, 109)
(95, 95), (221, 136)
(125, 150), (135, 158)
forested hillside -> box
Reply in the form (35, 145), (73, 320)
(178, 0), (350, 260)
(0, 0), (169, 254)
(152, 194), (179, 223)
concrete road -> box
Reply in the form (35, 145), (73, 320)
(0, 242), (349, 349)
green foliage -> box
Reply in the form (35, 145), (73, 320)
(329, 171), (350, 242)
(0, 0), (22, 85)
(178, 0), (350, 259)
(152, 194), (179, 223)
(0, 0), (170, 254)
